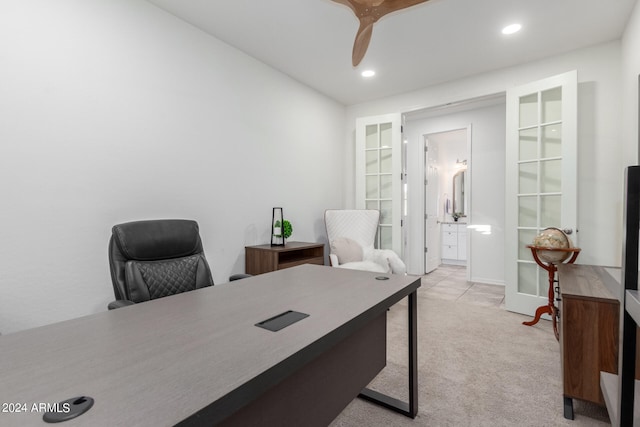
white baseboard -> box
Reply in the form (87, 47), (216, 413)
(442, 259), (467, 266)
(470, 277), (505, 286)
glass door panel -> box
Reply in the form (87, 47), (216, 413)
(380, 149), (392, 172)
(380, 200), (392, 225)
(380, 123), (392, 147)
(379, 227), (392, 249)
(366, 151), (379, 173)
(380, 175), (392, 199)
(519, 94), (538, 127)
(366, 125), (378, 149)
(540, 160), (562, 193)
(518, 196), (537, 227)
(541, 124), (562, 158)
(542, 87), (562, 123)
(518, 263), (538, 295)
(366, 176), (378, 199)
(518, 163), (537, 194)
(518, 229), (536, 261)
(541, 195), (561, 227)
(519, 128), (538, 161)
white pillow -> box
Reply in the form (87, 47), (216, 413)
(378, 249), (407, 274)
(364, 250), (392, 274)
(330, 237), (363, 264)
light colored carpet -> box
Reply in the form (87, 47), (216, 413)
(330, 279), (612, 427)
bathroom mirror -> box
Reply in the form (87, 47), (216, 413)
(453, 169), (467, 217)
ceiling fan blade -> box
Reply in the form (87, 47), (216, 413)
(331, 0), (356, 13)
(377, 0), (430, 13)
(352, 17), (374, 67)
(334, 0), (432, 66)
(351, 0), (385, 6)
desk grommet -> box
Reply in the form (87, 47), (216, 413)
(43, 396), (94, 423)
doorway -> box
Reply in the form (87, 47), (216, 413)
(402, 93), (506, 283)
(423, 128), (470, 274)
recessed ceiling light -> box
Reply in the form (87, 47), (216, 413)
(361, 70), (376, 78)
(502, 23), (522, 35)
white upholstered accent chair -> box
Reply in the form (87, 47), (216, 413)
(324, 209), (406, 274)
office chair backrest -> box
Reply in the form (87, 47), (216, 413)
(109, 219), (214, 304)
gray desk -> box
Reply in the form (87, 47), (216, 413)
(0, 264), (420, 426)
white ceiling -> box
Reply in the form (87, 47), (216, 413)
(145, 0), (637, 106)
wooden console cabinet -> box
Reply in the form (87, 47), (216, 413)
(557, 264), (619, 419)
(245, 242), (325, 275)
(557, 264), (640, 422)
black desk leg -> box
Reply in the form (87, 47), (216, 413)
(359, 290), (418, 418)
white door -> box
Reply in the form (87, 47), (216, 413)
(505, 71), (578, 316)
(425, 137), (440, 273)
(355, 113), (403, 256)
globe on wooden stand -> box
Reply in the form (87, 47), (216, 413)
(524, 227), (581, 340)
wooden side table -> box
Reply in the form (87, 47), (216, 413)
(523, 245), (581, 340)
(245, 242), (325, 275)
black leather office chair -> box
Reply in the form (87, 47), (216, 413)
(108, 219), (248, 310)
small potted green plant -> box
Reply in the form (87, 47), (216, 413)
(282, 220), (293, 239)
(274, 220), (293, 241)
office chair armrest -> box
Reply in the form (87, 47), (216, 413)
(229, 274), (252, 281)
(108, 300), (135, 310)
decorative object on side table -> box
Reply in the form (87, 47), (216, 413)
(531, 227), (573, 263)
(271, 207), (284, 246)
(524, 227), (581, 340)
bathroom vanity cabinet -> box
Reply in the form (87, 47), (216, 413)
(441, 223), (466, 265)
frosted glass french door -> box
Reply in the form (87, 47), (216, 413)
(355, 113), (402, 255)
(505, 71), (578, 316)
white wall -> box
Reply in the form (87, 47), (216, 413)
(346, 41), (624, 279)
(404, 104), (506, 284)
(622, 0), (640, 165)
(0, 0), (346, 334)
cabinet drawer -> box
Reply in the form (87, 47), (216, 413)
(442, 223), (457, 233)
(442, 232), (457, 246)
(442, 245), (457, 259)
